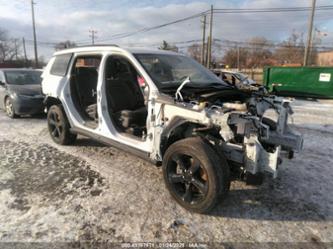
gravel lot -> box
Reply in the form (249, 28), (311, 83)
(0, 100), (332, 246)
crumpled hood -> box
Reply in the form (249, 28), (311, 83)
(8, 84), (43, 96)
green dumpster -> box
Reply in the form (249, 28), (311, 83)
(264, 66), (333, 99)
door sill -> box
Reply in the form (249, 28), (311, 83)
(70, 127), (156, 164)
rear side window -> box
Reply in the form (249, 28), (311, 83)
(50, 54), (73, 76)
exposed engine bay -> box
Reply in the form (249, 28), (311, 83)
(157, 82), (303, 181)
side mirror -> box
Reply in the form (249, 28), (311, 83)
(0, 81), (5, 87)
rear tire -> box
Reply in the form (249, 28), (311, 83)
(5, 97), (17, 119)
(47, 105), (77, 145)
(162, 137), (230, 213)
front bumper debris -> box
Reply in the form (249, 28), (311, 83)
(244, 135), (281, 178)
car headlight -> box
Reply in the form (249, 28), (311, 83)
(10, 92), (18, 98)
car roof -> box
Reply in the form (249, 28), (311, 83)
(216, 70), (240, 74)
(53, 45), (180, 56)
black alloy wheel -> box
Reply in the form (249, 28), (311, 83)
(163, 137), (230, 213)
(5, 97), (17, 118)
(47, 105), (77, 145)
(167, 153), (209, 204)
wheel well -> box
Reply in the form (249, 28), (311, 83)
(160, 122), (191, 156)
(44, 97), (62, 110)
(4, 95), (9, 105)
(160, 120), (219, 157)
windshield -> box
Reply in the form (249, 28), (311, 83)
(235, 72), (248, 81)
(4, 70), (42, 85)
(135, 53), (228, 88)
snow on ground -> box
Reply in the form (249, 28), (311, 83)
(0, 99), (332, 245)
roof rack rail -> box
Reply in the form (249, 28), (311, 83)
(57, 44), (119, 52)
(75, 44), (119, 48)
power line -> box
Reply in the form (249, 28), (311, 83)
(213, 5), (333, 13)
(19, 5), (333, 46)
(171, 37), (333, 49)
(214, 39), (333, 50)
(81, 10), (208, 44)
(121, 38), (333, 51)
(78, 5), (333, 44)
(24, 36), (332, 51)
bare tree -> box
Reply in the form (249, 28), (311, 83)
(0, 28), (17, 62)
(55, 40), (77, 51)
(274, 31), (305, 65)
(187, 44), (201, 62)
(211, 41), (222, 66)
(222, 37), (273, 69)
(246, 37), (273, 68)
(223, 46), (249, 69)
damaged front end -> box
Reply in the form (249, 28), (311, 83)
(208, 93), (303, 179)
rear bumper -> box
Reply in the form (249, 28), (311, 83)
(13, 96), (45, 115)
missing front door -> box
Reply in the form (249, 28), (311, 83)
(70, 55), (102, 129)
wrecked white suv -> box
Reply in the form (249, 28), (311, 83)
(42, 46), (303, 213)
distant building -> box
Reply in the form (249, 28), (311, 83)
(317, 50), (333, 66)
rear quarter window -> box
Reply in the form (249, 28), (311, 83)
(50, 54), (73, 76)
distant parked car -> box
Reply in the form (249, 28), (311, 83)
(213, 70), (257, 87)
(0, 69), (44, 118)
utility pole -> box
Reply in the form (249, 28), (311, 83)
(206, 5), (214, 68)
(201, 15), (207, 65)
(14, 39), (18, 60)
(22, 37), (28, 66)
(237, 44), (240, 71)
(206, 36), (210, 67)
(303, 0), (316, 66)
(89, 29), (97, 45)
(31, 0), (38, 68)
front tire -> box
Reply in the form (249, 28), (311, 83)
(162, 137), (230, 213)
(5, 97), (17, 118)
(47, 105), (77, 145)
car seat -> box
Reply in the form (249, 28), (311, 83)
(105, 58), (147, 128)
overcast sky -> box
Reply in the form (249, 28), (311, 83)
(0, 0), (332, 60)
